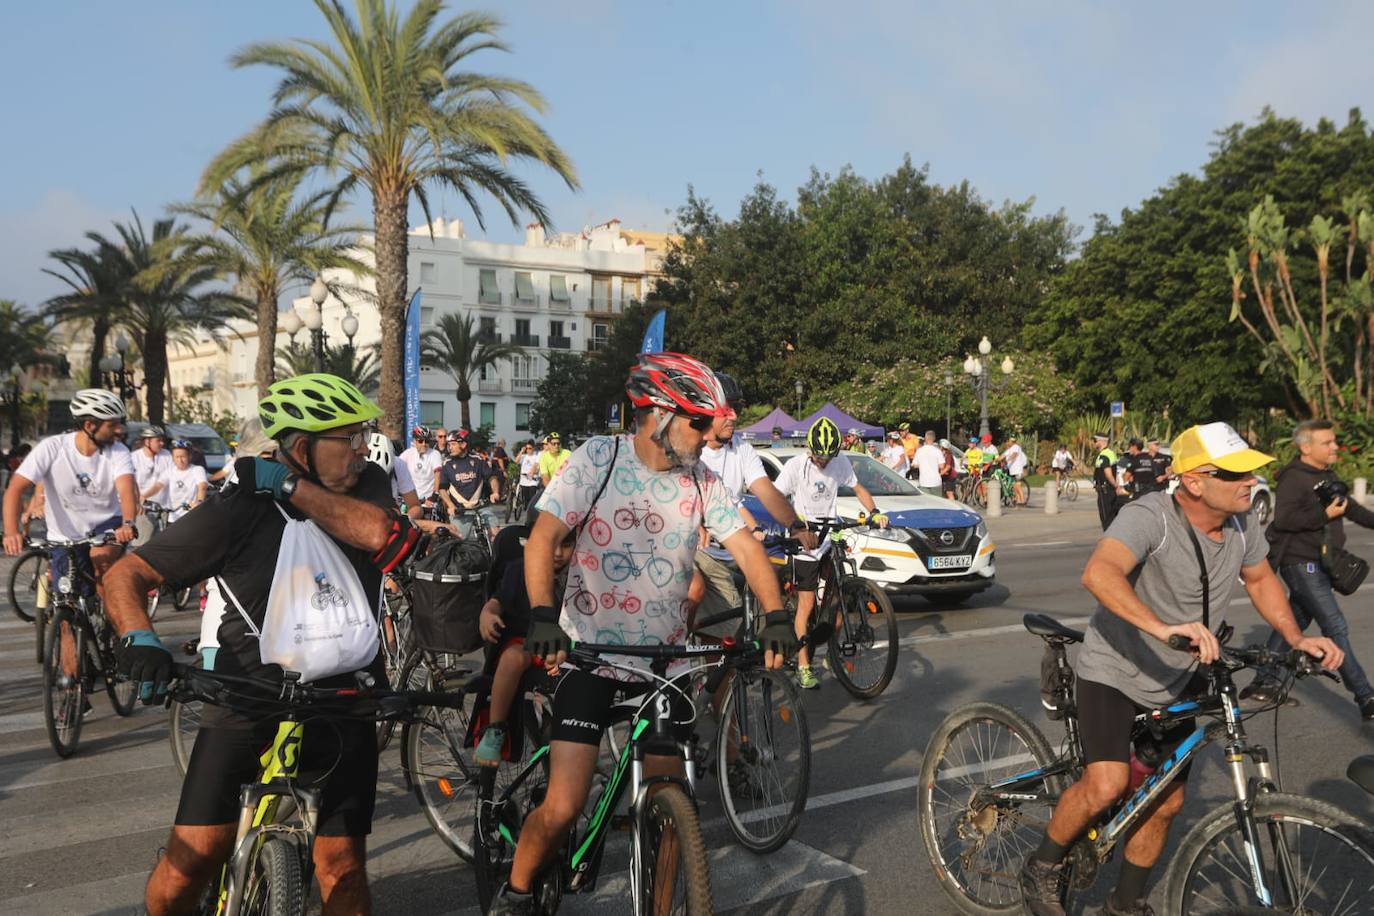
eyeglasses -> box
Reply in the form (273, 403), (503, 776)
(315, 429), (368, 450)
(1196, 468), (1255, 482)
(679, 413), (714, 432)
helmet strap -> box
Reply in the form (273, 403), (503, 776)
(650, 407), (673, 445)
(280, 436), (324, 486)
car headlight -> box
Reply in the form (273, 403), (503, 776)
(974, 520), (988, 540)
(866, 526), (909, 543)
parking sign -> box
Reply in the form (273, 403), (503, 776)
(1110, 401), (1125, 418)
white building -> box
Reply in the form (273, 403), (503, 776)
(160, 217), (669, 444)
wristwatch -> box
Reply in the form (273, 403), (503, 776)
(279, 474), (301, 500)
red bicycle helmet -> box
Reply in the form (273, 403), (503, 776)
(626, 352), (729, 418)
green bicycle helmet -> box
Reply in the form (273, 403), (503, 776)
(258, 373), (382, 439)
(807, 417), (842, 458)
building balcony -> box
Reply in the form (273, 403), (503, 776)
(511, 377), (540, 393)
(478, 292), (503, 309)
(548, 295), (572, 310)
(476, 331), (503, 344)
(548, 336), (572, 350)
(587, 296), (624, 315)
(477, 377), (504, 394)
(512, 333), (540, 347)
(512, 293), (540, 311)
(587, 339), (610, 352)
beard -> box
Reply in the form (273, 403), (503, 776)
(663, 436), (703, 469)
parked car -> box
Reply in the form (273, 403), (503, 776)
(744, 447), (996, 604)
(125, 422), (232, 473)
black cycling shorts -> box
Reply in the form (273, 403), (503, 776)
(792, 556), (821, 592)
(548, 667), (693, 747)
(1077, 677), (1201, 775)
(175, 712), (379, 836)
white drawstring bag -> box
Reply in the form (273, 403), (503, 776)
(222, 503), (379, 683)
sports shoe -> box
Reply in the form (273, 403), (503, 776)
(797, 665), (820, 690)
(475, 722), (508, 767)
(1239, 679), (1298, 707)
(1104, 896), (1155, 916)
(1018, 857), (1067, 916)
(1359, 696), (1374, 721)
(487, 883), (535, 915)
(198, 592), (208, 612)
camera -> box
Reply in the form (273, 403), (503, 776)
(1313, 477), (1351, 507)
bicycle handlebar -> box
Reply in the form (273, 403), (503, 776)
(568, 639), (763, 666)
(26, 531), (120, 551)
(167, 663), (469, 717)
(1165, 634), (1339, 681)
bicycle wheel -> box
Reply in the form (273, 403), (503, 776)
(716, 666), (811, 852)
(918, 701), (1062, 915)
(473, 757), (558, 914)
(105, 667), (137, 717)
(1165, 792), (1374, 915)
(241, 836), (304, 916)
(169, 693), (203, 777)
(378, 650), (426, 752)
(145, 587), (160, 622)
(1064, 479), (1078, 502)
(825, 577), (898, 699)
(8, 547), (46, 623)
(43, 607), (86, 758)
(34, 602), (48, 664)
(173, 585), (194, 611)
(639, 785), (714, 915)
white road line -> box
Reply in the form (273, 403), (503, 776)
(0, 711), (46, 733)
(937, 752), (1035, 781)
(1012, 540), (1074, 548)
(898, 617), (1090, 649)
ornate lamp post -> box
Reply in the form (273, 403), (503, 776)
(962, 336), (1014, 440)
(341, 308), (359, 347)
(279, 306), (303, 342)
(794, 379), (804, 417)
(99, 333), (141, 406)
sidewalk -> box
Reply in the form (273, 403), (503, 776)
(980, 489), (1103, 545)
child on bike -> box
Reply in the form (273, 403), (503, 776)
(474, 517), (576, 764)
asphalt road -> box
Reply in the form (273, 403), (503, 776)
(2, 497), (1372, 915)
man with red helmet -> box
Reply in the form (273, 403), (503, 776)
(487, 352), (798, 914)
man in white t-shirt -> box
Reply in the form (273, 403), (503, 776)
(513, 440), (541, 521)
(914, 430), (945, 497)
(398, 426), (443, 506)
(132, 426), (173, 510)
(774, 417), (886, 689)
(1004, 436), (1029, 479)
(880, 430), (909, 475)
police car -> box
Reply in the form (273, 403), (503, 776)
(745, 447), (996, 604)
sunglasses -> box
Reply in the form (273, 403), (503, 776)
(679, 413), (714, 432)
(1196, 468), (1255, 482)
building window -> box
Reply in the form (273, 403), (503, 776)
(479, 268), (501, 304)
(549, 274), (571, 303)
(514, 271), (536, 304)
(621, 277), (641, 303)
(479, 316), (497, 343)
(591, 321), (611, 351)
(512, 354), (539, 392)
(515, 402), (530, 431)
(420, 400), (444, 427)
(550, 320), (564, 338)
(479, 363), (494, 382)
(513, 318), (537, 347)
(591, 276), (611, 312)
(479, 402), (496, 428)
(420, 261), (436, 284)
(420, 306), (434, 326)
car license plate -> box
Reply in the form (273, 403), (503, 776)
(928, 555), (971, 570)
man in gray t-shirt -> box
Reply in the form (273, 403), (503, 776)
(1020, 422), (1343, 916)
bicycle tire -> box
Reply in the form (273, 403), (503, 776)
(7, 547), (46, 623)
(1164, 791), (1374, 915)
(34, 602), (48, 664)
(716, 666), (811, 852)
(242, 836), (304, 916)
(639, 785), (714, 915)
(169, 693), (203, 777)
(472, 759), (559, 915)
(917, 701), (1063, 915)
(173, 585), (194, 611)
(105, 669), (137, 717)
(825, 577), (898, 700)
(1064, 479), (1079, 502)
(377, 650), (426, 753)
(43, 607), (86, 758)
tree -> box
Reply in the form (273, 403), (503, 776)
(275, 340), (381, 393)
(529, 351), (598, 437)
(0, 301), (53, 376)
(174, 172), (370, 398)
(42, 240), (130, 383)
(202, 0), (578, 438)
(420, 312), (524, 430)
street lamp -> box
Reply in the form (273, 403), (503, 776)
(99, 333), (141, 406)
(794, 379), (804, 417)
(963, 336), (1014, 440)
(341, 308), (359, 346)
(306, 276), (329, 372)
(279, 307), (303, 341)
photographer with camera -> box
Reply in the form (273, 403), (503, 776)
(1243, 419), (1374, 721)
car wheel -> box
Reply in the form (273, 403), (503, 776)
(1251, 491), (1272, 526)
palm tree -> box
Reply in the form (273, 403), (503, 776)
(42, 240), (130, 383)
(201, 0), (577, 437)
(174, 172), (371, 398)
(0, 301), (53, 375)
(276, 340), (381, 394)
(421, 313), (523, 430)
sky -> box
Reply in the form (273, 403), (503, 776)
(3, 0), (1374, 308)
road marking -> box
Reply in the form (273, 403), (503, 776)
(898, 617), (1090, 649)
(1015, 540), (1074, 548)
(0, 711), (46, 733)
(937, 752), (1035, 781)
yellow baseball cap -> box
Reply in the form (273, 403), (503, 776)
(1169, 422), (1275, 474)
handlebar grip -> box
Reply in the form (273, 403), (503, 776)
(1166, 634), (1193, 652)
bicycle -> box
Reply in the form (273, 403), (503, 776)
(8, 541), (47, 624)
(473, 640), (760, 915)
(165, 663), (469, 916)
(1053, 472), (1079, 502)
(917, 613), (1374, 914)
(139, 502), (195, 615)
(35, 531), (137, 758)
(602, 541), (675, 588)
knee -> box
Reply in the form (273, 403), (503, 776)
(1080, 767), (1129, 812)
(538, 789), (588, 831)
(159, 827), (233, 886)
(1152, 786), (1186, 820)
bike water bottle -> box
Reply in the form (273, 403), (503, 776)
(1126, 733), (1163, 795)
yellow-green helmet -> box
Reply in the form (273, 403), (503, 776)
(258, 373), (382, 439)
(806, 417), (841, 458)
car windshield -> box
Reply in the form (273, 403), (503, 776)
(840, 454), (920, 497)
(189, 436), (228, 455)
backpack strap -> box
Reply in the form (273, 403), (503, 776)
(573, 436), (621, 541)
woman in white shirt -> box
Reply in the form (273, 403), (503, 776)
(165, 439), (210, 608)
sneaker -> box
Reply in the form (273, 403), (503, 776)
(1104, 897), (1155, 916)
(1359, 697), (1374, 722)
(1018, 857), (1067, 916)
(797, 665), (820, 690)
(487, 883), (535, 915)
(1239, 680), (1298, 707)
(475, 723), (508, 767)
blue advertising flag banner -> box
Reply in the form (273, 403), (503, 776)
(403, 289), (422, 448)
(640, 308), (666, 354)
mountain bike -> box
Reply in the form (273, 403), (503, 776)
(1053, 473), (1079, 502)
(8, 542), (47, 624)
(972, 466), (1028, 509)
(35, 532), (137, 758)
(917, 613), (1374, 915)
(165, 664), (469, 916)
(473, 640), (760, 915)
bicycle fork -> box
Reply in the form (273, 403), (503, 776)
(626, 729), (699, 916)
(1220, 699), (1282, 907)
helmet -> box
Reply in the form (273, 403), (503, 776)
(714, 371), (744, 410)
(170, 438), (192, 450)
(412, 425), (432, 442)
(453, 428), (469, 440)
(898, 422), (911, 432)
(140, 425), (165, 439)
(807, 417), (841, 457)
(367, 432), (396, 472)
(543, 432), (561, 443)
(625, 352), (728, 418)
(70, 388), (126, 422)
(258, 373), (383, 439)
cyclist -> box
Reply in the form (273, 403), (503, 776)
(133, 425), (173, 510)
(163, 439), (209, 522)
(964, 435), (986, 477)
(879, 430), (909, 475)
(513, 440), (541, 519)
(103, 373), (422, 916)
(898, 422), (921, 466)
(773, 416), (887, 690)
(367, 431), (422, 519)
(439, 428), (496, 517)
(1051, 442), (1074, 487)
(842, 427), (865, 453)
(488, 352), (797, 915)
(537, 431), (571, 486)
(398, 425), (443, 513)
(1018, 422), (1342, 916)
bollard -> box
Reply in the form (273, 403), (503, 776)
(1356, 477), (1368, 505)
(1044, 480), (1059, 515)
(986, 478), (1002, 518)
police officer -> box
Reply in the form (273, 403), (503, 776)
(1146, 437), (1171, 492)
(1125, 438), (1161, 499)
(1093, 433), (1124, 530)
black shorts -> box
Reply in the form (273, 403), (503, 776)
(176, 712), (379, 836)
(793, 556), (821, 592)
(1077, 677), (1201, 776)
(548, 667), (693, 747)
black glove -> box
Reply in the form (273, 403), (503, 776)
(117, 629), (174, 704)
(526, 605), (570, 661)
(758, 610), (799, 658)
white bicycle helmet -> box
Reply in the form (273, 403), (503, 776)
(367, 432), (396, 473)
(70, 388), (126, 421)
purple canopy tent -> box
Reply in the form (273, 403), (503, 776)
(792, 403), (884, 439)
(737, 407), (800, 440)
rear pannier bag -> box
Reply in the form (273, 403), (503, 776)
(410, 537), (491, 655)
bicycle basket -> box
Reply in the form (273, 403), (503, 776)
(410, 537), (491, 655)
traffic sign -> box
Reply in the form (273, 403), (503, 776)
(1110, 401), (1125, 418)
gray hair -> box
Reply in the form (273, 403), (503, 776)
(278, 430), (308, 455)
(1292, 419), (1334, 448)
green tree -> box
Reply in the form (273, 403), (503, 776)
(174, 172), (370, 398)
(42, 240), (130, 384)
(420, 313), (524, 430)
(0, 301), (53, 376)
(202, 0), (577, 438)
(529, 351), (598, 436)
(275, 341), (381, 393)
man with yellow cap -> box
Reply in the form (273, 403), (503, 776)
(1019, 422), (1344, 916)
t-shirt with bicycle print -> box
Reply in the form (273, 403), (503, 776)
(536, 434), (744, 678)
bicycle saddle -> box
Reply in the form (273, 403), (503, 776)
(1348, 756), (1374, 795)
(1023, 613), (1085, 644)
